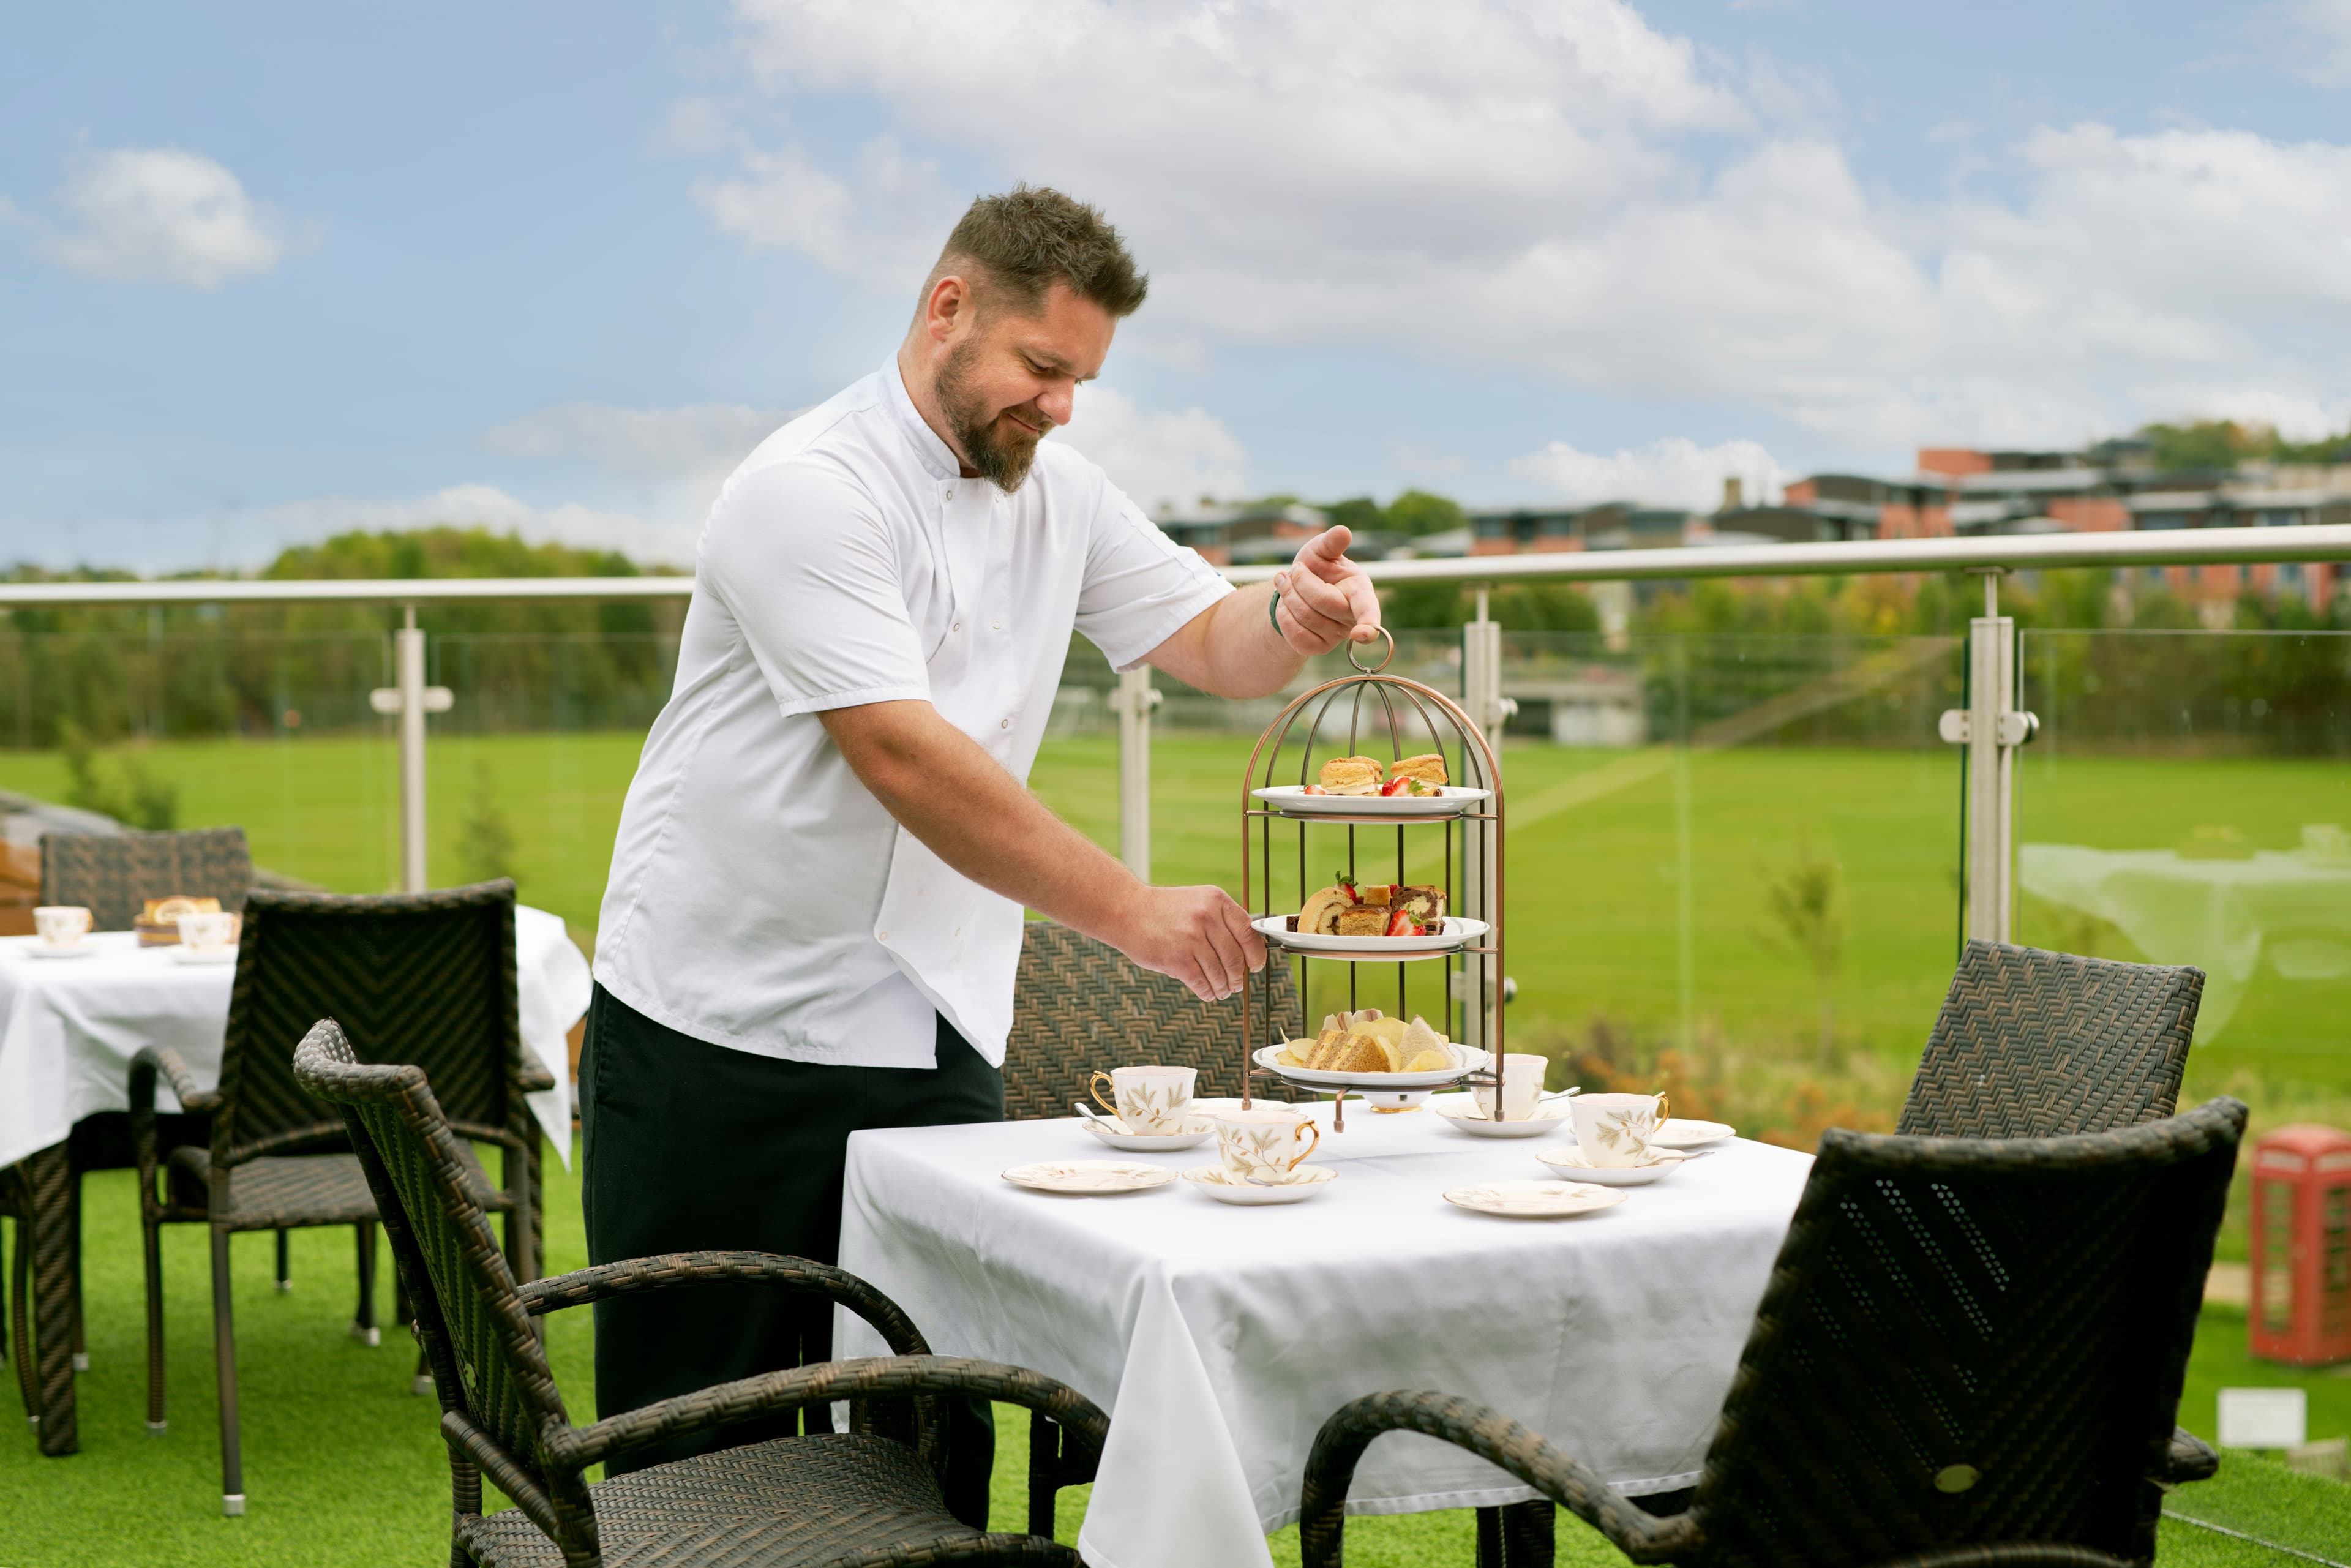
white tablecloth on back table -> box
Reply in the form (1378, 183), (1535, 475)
(0, 904), (590, 1169)
(838, 1097), (1813, 1568)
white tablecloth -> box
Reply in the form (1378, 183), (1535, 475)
(838, 1097), (1813, 1568)
(0, 905), (591, 1170)
(2021, 843), (2351, 1036)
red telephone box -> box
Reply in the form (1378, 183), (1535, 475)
(2250, 1123), (2351, 1367)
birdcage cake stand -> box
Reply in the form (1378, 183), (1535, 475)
(1240, 630), (1506, 1131)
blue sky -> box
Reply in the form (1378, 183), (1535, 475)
(4, 1), (2349, 572)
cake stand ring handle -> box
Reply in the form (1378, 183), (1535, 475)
(1348, 626), (1396, 675)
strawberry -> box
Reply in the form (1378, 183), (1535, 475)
(1379, 776), (1410, 796)
(1335, 871), (1358, 902)
(1385, 909), (1420, 937)
(1301, 784), (1327, 794)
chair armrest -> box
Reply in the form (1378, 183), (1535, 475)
(2160, 1425), (2218, 1484)
(129, 1045), (220, 1115)
(1302, 1392), (1699, 1568)
(544, 1354), (1109, 1477)
(516, 1059), (557, 1093)
(517, 1251), (929, 1358)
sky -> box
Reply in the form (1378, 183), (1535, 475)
(5, 0), (2350, 573)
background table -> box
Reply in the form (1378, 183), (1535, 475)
(839, 1097), (1813, 1568)
(0, 906), (591, 1454)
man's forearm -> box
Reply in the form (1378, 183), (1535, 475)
(820, 700), (1141, 937)
(1157, 583), (1305, 699)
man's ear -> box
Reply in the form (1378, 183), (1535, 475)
(928, 275), (973, 344)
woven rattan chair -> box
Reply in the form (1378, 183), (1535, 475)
(1301, 1097), (2244, 1568)
(129, 880), (552, 1514)
(39, 826), (254, 930)
(1003, 919), (1303, 1118)
(1898, 940), (2205, 1139)
(292, 1018), (1106, 1567)
(2, 1165), (31, 1422)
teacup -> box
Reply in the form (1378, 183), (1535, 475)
(34, 906), (92, 950)
(178, 910), (240, 955)
(1088, 1065), (1196, 1134)
(1473, 1052), (1553, 1121)
(1215, 1108), (1321, 1182)
(1569, 1091), (1669, 1168)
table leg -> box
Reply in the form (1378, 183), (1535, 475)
(23, 1144), (78, 1455)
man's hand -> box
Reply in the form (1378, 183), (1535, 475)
(1108, 883), (1267, 1002)
(1273, 525), (1382, 656)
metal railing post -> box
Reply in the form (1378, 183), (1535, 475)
(370, 605), (452, 894)
(1114, 665), (1159, 882)
(1943, 572), (2038, 943)
(1460, 590), (1511, 1053)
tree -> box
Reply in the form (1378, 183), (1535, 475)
(1386, 489), (1466, 537)
(456, 757), (519, 885)
(1758, 839), (1844, 1067)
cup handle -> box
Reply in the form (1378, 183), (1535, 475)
(1089, 1071), (1120, 1118)
(1284, 1120), (1321, 1170)
(1655, 1093), (1670, 1127)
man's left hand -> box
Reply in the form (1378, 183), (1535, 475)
(1273, 525), (1382, 656)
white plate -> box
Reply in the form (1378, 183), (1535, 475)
(1255, 915), (1488, 961)
(1534, 1146), (1685, 1186)
(1650, 1118), (1734, 1150)
(1444, 1180), (1625, 1219)
(24, 943), (96, 959)
(1000, 1160), (1175, 1196)
(1253, 784), (1491, 821)
(170, 946), (238, 966)
(1078, 1117), (1213, 1153)
(1254, 1043), (1490, 1092)
(1180, 1164), (1336, 1205)
(1431, 1102), (1573, 1139)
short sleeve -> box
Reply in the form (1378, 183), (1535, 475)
(700, 460), (931, 718)
(1071, 481), (1234, 672)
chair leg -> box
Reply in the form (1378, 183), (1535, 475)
(210, 1227), (245, 1515)
(142, 1206), (168, 1432)
(274, 1230), (290, 1293)
(69, 1179), (87, 1371)
(9, 1217), (32, 1424)
(352, 1222), (379, 1346)
(1475, 1502), (1554, 1568)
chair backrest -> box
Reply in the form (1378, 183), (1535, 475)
(291, 1020), (583, 1528)
(1896, 940), (2204, 1138)
(214, 881), (522, 1170)
(39, 827), (254, 931)
(1002, 920), (1302, 1119)
(1692, 1097), (2244, 1568)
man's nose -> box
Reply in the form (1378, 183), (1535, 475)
(1037, 385), (1075, 428)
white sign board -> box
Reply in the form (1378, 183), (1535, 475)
(2217, 1387), (2308, 1449)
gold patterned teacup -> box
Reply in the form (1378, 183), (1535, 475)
(1214, 1109), (1321, 1182)
(34, 906), (92, 950)
(1569, 1092), (1668, 1168)
(1088, 1065), (1196, 1134)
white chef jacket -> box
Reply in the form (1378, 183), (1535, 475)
(593, 362), (1231, 1068)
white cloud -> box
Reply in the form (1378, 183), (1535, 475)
(256, 484), (696, 566)
(17, 148), (312, 288)
(1510, 437), (1787, 511)
(2258, 0), (2351, 88)
(702, 0), (2351, 454)
(1057, 385), (1251, 511)
(484, 402), (796, 479)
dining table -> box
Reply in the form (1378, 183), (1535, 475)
(0, 905), (591, 1455)
(837, 1094), (1814, 1568)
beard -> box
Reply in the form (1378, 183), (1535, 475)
(936, 335), (1051, 492)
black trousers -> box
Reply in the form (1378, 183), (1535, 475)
(579, 983), (1004, 1507)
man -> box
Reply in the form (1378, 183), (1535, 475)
(581, 186), (1381, 1499)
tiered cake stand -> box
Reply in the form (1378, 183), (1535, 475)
(1240, 631), (1507, 1131)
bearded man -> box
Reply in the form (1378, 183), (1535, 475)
(581, 186), (1381, 1503)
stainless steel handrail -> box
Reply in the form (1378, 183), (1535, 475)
(5, 522), (2350, 606)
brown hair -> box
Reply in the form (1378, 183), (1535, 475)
(923, 184), (1148, 320)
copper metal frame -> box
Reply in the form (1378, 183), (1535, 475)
(1240, 632), (1505, 1131)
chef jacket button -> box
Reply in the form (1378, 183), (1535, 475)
(991, 617), (1005, 631)
(953, 620), (962, 633)
(1000, 716), (1012, 729)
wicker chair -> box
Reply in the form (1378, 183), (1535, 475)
(1003, 919), (1303, 1118)
(2, 1165), (31, 1422)
(39, 826), (255, 930)
(1898, 940), (2205, 1139)
(129, 880), (551, 1514)
(1301, 1097), (2244, 1568)
(293, 1018), (1106, 1567)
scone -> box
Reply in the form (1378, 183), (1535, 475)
(1389, 753), (1449, 786)
(1318, 755), (1384, 794)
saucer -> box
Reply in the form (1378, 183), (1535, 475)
(1534, 1146), (1685, 1187)
(1444, 1180), (1625, 1219)
(1001, 1160), (1175, 1196)
(1180, 1164), (1335, 1206)
(26, 942), (95, 959)
(170, 945), (239, 966)
(1078, 1117), (1213, 1153)
(1649, 1118), (1734, 1150)
(1431, 1101), (1571, 1139)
